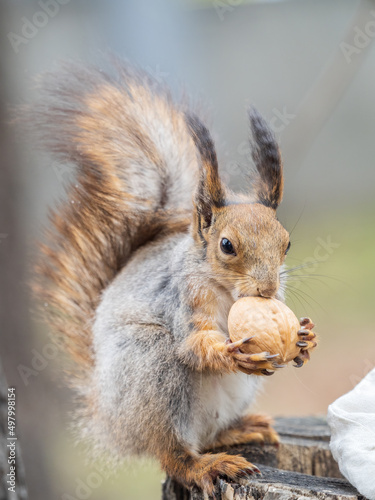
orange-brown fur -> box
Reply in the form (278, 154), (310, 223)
(199, 203), (290, 298)
(29, 62), (317, 497)
(207, 414), (280, 449)
(159, 447), (260, 495)
(30, 62), (197, 385)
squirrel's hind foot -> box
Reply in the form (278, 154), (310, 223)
(206, 413), (280, 450)
(160, 449), (260, 496)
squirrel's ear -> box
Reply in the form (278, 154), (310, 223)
(248, 107), (284, 209)
(185, 113), (226, 231)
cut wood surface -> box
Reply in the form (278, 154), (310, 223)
(162, 468), (364, 500)
(162, 417), (365, 500)
(220, 416), (342, 479)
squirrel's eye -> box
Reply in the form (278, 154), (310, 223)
(220, 238), (236, 255)
(285, 241), (291, 255)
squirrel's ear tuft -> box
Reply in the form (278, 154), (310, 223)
(185, 113), (226, 231)
(248, 107), (284, 210)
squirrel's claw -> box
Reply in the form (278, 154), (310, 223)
(238, 465), (261, 477)
(297, 340), (317, 350)
(226, 336), (254, 353)
(294, 349), (311, 368)
(272, 362), (286, 369)
(293, 356), (304, 368)
(232, 350), (283, 375)
(299, 317), (315, 330)
(298, 328), (316, 340)
(296, 340), (308, 348)
(226, 337), (294, 376)
(294, 318), (317, 368)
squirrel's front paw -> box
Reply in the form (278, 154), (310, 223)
(293, 317), (318, 368)
(225, 337), (283, 376)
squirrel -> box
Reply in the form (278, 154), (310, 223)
(31, 60), (317, 495)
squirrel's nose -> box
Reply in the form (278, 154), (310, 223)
(257, 287), (277, 298)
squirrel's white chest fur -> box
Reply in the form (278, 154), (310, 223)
(192, 372), (263, 451)
(185, 285), (263, 451)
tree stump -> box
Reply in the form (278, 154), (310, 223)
(162, 417), (366, 500)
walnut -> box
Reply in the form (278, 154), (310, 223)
(228, 297), (301, 365)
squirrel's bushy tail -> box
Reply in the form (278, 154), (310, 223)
(32, 61), (197, 386)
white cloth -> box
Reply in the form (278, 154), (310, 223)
(327, 368), (375, 500)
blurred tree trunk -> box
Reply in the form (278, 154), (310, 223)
(0, 7), (28, 491)
(0, 360), (28, 500)
(0, 3), (53, 499)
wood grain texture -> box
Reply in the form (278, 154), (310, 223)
(218, 416), (342, 479)
(162, 417), (365, 500)
(163, 469), (364, 500)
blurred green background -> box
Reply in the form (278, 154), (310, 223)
(1, 0), (375, 499)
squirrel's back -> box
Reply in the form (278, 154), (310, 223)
(32, 61), (197, 391)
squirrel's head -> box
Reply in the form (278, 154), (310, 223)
(186, 108), (290, 300)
